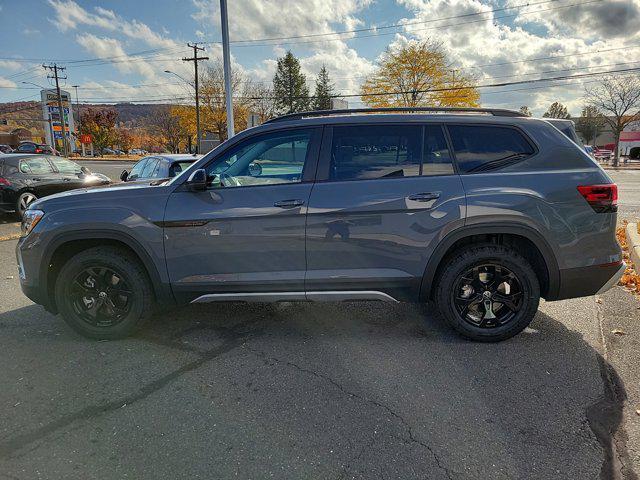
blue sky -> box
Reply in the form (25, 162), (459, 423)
(1, 0), (639, 115)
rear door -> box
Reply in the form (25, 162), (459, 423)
(305, 123), (466, 300)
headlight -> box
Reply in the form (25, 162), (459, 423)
(21, 209), (44, 237)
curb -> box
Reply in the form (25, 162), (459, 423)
(625, 223), (640, 268)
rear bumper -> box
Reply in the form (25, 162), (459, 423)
(553, 262), (625, 300)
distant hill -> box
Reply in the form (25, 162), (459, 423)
(0, 101), (170, 129)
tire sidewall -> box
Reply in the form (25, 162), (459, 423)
(17, 192), (37, 217)
(55, 249), (151, 339)
(435, 246), (540, 342)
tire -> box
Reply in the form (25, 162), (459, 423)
(54, 246), (155, 340)
(16, 192), (38, 219)
(434, 244), (540, 342)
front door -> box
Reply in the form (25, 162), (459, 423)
(305, 123), (466, 301)
(164, 127), (321, 301)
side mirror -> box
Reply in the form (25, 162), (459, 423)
(120, 170), (129, 182)
(248, 162), (262, 177)
(80, 166), (90, 175)
(186, 168), (207, 191)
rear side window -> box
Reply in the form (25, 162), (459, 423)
(20, 157), (54, 174)
(423, 125), (454, 175)
(330, 125), (421, 181)
(448, 125), (535, 173)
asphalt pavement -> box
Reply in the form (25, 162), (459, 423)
(0, 161), (638, 479)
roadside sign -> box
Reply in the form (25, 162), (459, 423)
(80, 134), (92, 144)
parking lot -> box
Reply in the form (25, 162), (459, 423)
(0, 162), (638, 479)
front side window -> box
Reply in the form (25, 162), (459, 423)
(20, 157), (54, 174)
(330, 125), (421, 181)
(50, 157), (82, 174)
(128, 158), (149, 180)
(448, 125), (535, 173)
(205, 129), (313, 188)
(140, 158), (160, 178)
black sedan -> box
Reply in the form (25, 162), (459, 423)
(15, 141), (60, 155)
(120, 154), (200, 182)
(0, 154), (111, 217)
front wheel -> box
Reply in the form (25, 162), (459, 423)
(434, 245), (540, 342)
(54, 247), (155, 340)
(16, 192), (37, 218)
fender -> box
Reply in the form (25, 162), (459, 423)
(419, 222), (560, 301)
(41, 229), (174, 308)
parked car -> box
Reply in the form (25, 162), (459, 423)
(102, 148), (117, 155)
(593, 147), (614, 162)
(0, 154), (110, 217)
(120, 154), (200, 182)
(544, 119), (581, 146)
(16, 107), (623, 342)
(0, 144), (13, 154)
(129, 149), (147, 156)
(15, 142), (59, 155)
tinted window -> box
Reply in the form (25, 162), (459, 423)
(206, 129), (313, 188)
(448, 125), (535, 173)
(330, 125), (421, 181)
(20, 157), (54, 174)
(50, 157), (82, 174)
(17, 143), (36, 153)
(128, 158), (149, 180)
(423, 125), (454, 175)
(169, 161), (194, 177)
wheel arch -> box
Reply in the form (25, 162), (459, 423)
(42, 229), (173, 313)
(420, 224), (560, 302)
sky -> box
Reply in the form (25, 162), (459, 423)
(0, 0), (639, 116)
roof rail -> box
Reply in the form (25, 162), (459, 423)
(264, 106), (524, 124)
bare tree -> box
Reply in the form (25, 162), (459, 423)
(199, 60), (251, 141)
(586, 76), (640, 166)
(249, 84), (277, 123)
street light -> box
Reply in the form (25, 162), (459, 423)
(21, 81), (45, 89)
(164, 69), (200, 153)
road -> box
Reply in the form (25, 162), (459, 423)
(0, 162), (638, 479)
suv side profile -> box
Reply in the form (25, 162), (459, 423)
(16, 108), (624, 342)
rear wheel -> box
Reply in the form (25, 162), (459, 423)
(54, 247), (155, 339)
(434, 245), (540, 342)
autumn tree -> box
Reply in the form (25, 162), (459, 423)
(150, 106), (186, 153)
(312, 65), (335, 110)
(519, 106), (532, 117)
(542, 102), (570, 119)
(586, 75), (640, 166)
(575, 105), (605, 145)
(200, 60), (250, 142)
(170, 105), (197, 151)
(79, 107), (118, 154)
(360, 40), (479, 108)
(273, 51), (310, 114)
(115, 128), (133, 153)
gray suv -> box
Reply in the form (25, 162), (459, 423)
(16, 107), (624, 342)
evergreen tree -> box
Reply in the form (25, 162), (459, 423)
(312, 65), (335, 110)
(518, 106), (532, 117)
(273, 51), (310, 114)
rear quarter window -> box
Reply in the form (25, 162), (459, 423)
(448, 125), (535, 173)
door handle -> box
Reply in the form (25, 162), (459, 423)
(408, 192), (440, 202)
(274, 199), (305, 208)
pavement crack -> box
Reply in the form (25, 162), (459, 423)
(246, 346), (455, 480)
(0, 320), (261, 459)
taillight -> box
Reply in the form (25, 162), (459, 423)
(0, 177), (10, 186)
(577, 184), (618, 213)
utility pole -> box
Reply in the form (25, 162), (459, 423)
(182, 44), (208, 153)
(72, 84), (81, 133)
(42, 64), (68, 156)
(220, 0), (234, 139)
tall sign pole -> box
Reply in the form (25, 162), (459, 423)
(182, 44), (208, 154)
(43, 64), (68, 156)
(220, 0), (234, 139)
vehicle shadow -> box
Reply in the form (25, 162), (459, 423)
(0, 301), (635, 479)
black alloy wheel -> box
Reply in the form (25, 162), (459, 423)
(69, 266), (134, 327)
(452, 264), (523, 329)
